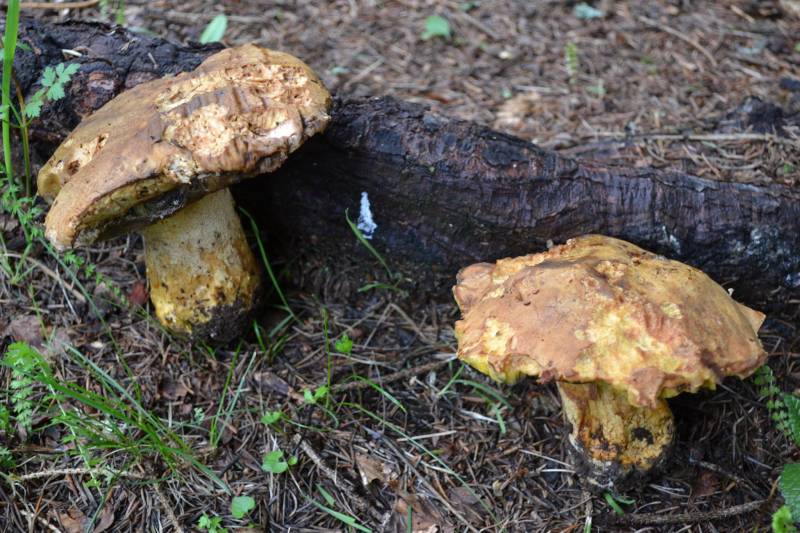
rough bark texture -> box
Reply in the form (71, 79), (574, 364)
(260, 98), (800, 302)
(12, 17), (800, 302)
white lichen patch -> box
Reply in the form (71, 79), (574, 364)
(357, 191), (377, 239)
(659, 224), (682, 254)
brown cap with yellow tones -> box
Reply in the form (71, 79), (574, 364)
(453, 234), (765, 407)
(39, 44), (331, 250)
(37, 45), (331, 341)
(453, 234), (767, 489)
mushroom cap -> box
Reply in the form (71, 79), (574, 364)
(453, 235), (767, 407)
(38, 44), (331, 249)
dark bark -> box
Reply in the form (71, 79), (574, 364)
(11, 17), (800, 302)
(259, 97), (800, 303)
(14, 17), (220, 151)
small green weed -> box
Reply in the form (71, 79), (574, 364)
(565, 42), (579, 86)
(573, 3), (603, 20)
(261, 448), (296, 474)
(774, 505), (797, 533)
(345, 209), (403, 292)
(261, 410), (282, 426)
(421, 15), (451, 41)
(15, 61), (78, 194)
(754, 365), (800, 445)
(753, 365), (800, 530)
(0, 342), (227, 492)
(0, 402), (14, 468)
(25, 63), (79, 119)
(303, 385), (330, 405)
(0, 445), (13, 469)
(230, 495), (256, 519)
(335, 333), (354, 355)
(4, 341), (39, 434)
(300, 311), (339, 425)
(198, 513), (227, 533)
(603, 492), (634, 515)
(200, 14), (228, 44)
(778, 464), (800, 532)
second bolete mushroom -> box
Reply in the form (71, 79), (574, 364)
(37, 44), (331, 341)
(453, 235), (767, 489)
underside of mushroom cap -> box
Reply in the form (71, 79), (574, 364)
(38, 44), (332, 249)
(453, 235), (767, 407)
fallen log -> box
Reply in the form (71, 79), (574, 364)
(260, 97), (800, 303)
(11, 17), (800, 303)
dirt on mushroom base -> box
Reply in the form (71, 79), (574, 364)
(3, 1), (799, 531)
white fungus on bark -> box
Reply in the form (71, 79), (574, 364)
(357, 191), (378, 239)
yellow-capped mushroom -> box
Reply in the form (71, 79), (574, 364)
(453, 235), (767, 489)
(38, 44), (332, 341)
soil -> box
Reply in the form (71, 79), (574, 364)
(2, 1), (799, 532)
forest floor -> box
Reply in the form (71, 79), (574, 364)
(2, 1), (800, 532)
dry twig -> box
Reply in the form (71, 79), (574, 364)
(19, 0), (99, 9)
(18, 510), (63, 533)
(637, 15), (718, 66)
(293, 435), (387, 524)
(332, 357), (453, 393)
(4, 252), (87, 303)
(152, 481), (186, 533)
(605, 499), (766, 526)
(13, 467), (146, 481)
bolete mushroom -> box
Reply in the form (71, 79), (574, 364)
(37, 44), (331, 341)
(453, 235), (767, 489)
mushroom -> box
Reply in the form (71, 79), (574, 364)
(452, 235), (767, 489)
(37, 45), (331, 341)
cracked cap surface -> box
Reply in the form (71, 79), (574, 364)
(38, 44), (331, 249)
(453, 235), (767, 407)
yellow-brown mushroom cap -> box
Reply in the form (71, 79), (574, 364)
(453, 235), (767, 407)
(38, 44), (332, 249)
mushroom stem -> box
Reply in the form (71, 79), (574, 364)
(556, 381), (675, 490)
(141, 188), (262, 341)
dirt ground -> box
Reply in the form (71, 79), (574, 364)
(2, 0), (800, 531)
